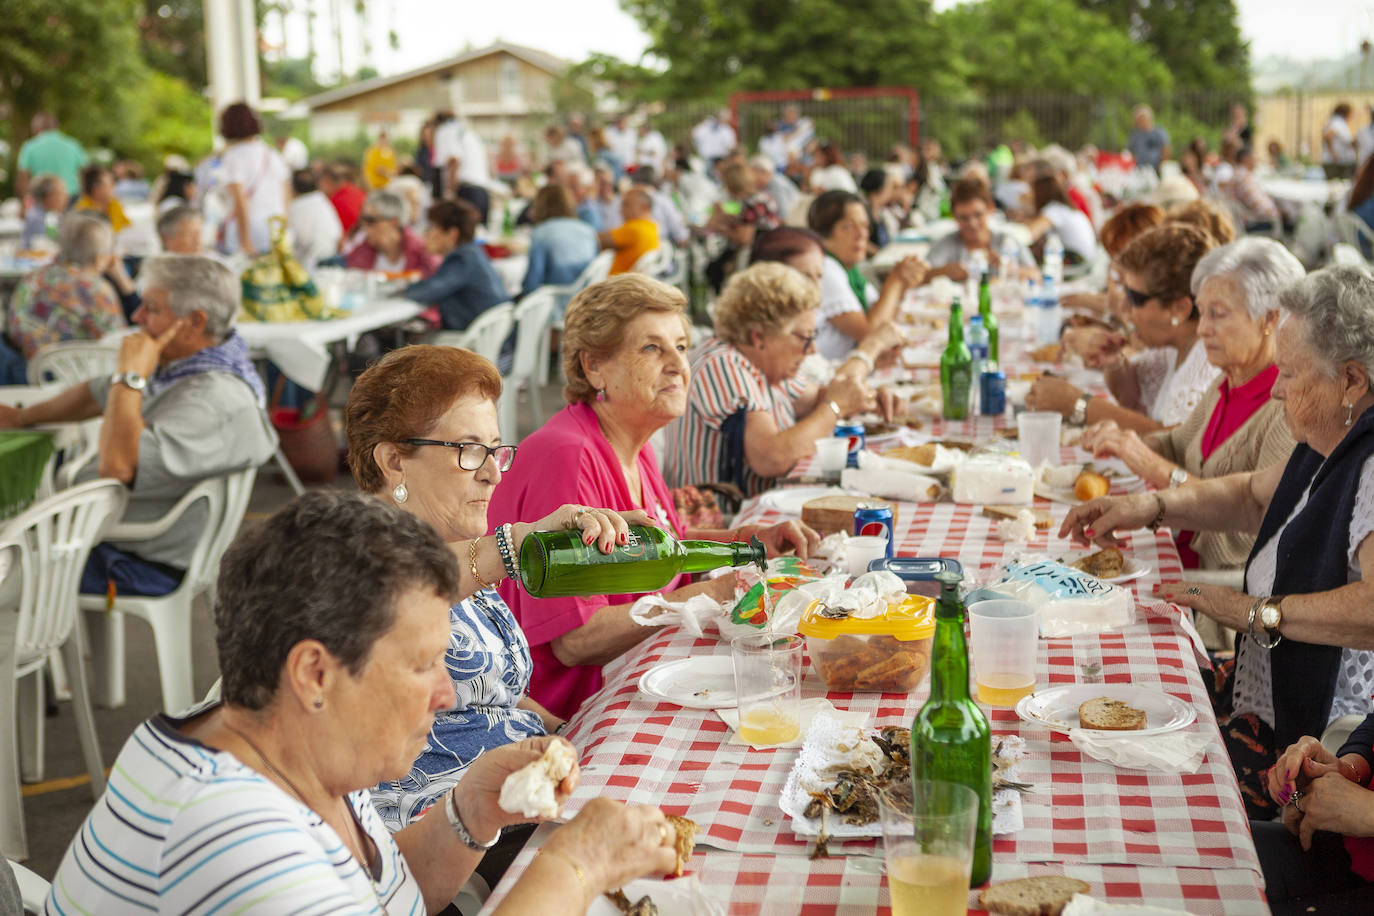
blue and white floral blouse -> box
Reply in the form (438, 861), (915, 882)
(371, 589), (546, 830)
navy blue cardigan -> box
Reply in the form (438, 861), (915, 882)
(1245, 405), (1374, 750)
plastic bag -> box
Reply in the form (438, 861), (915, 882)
(241, 216), (335, 322)
(967, 557), (1133, 637)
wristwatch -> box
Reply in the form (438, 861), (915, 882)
(1169, 467), (1190, 488)
(1248, 596), (1284, 649)
(110, 371), (147, 392)
(1069, 393), (1093, 426)
(827, 399), (842, 418)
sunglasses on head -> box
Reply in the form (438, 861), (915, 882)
(1123, 286), (1160, 308)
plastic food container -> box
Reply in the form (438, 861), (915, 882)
(866, 557), (964, 598)
(799, 594), (937, 692)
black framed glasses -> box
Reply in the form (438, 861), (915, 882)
(403, 439), (517, 471)
(790, 329), (819, 351)
(359, 214), (382, 225)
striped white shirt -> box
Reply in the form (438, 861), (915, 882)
(663, 336), (809, 498)
(44, 705), (426, 916)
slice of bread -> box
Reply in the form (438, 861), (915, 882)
(1072, 547), (1124, 579)
(665, 814), (698, 877)
(979, 876), (1091, 915)
(883, 443), (938, 467)
(983, 505), (1053, 528)
(1078, 697), (1147, 731)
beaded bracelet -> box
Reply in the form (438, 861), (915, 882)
(496, 523), (520, 581)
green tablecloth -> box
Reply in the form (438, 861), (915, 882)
(0, 429), (54, 520)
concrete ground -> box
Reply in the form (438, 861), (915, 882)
(15, 377), (560, 880)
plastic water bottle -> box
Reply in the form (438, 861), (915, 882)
(967, 314), (989, 414)
(1036, 274), (1062, 345)
(999, 235), (1019, 282)
(1043, 232), (1064, 286)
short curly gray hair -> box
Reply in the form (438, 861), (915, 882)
(364, 189), (407, 223)
(56, 213), (113, 267)
(1278, 265), (1374, 378)
(138, 254), (241, 341)
(1191, 237), (1306, 321)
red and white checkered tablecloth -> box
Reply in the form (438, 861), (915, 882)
(483, 491), (1265, 912)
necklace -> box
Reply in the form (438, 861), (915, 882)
(222, 721), (378, 882)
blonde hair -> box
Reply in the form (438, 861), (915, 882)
(713, 261), (820, 348)
(562, 274), (688, 404)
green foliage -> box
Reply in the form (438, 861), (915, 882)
(138, 0), (206, 86)
(1078, 0), (1250, 95)
(263, 57), (328, 101)
(120, 71), (215, 167)
(615, 0), (966, 101)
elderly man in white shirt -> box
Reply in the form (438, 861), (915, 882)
(287, 168), (343, 267)
(636, 124), (668, 175)
(433, 111), (491, 195)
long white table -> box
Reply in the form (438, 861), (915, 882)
(235, 297), (425, 390)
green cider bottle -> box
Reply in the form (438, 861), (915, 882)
(518, 525), (765, 598)
(911, 570), (992, 887)
(940, 298), (973, 420)
(978, 267), (999, 366)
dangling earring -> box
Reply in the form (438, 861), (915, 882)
(595, 389), (606, 402)
(1170, 316), (1179, 327)
(1346, 402), (1355, 427)
(392, 480), (409, 503)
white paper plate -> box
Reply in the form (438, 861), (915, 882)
(1054, 552), (1152, 586)
(1016, 684), (1196, 736)
(587, 876), (724, 916)
(638, 656), (741, 709)
(758, 486), (865, 516)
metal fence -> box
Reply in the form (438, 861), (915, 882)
(649, 89), (1244, 163)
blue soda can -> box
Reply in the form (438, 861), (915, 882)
(834, 424), (866, 468)
(980, 369), (1007, 416)
(853, 502), (895, 558)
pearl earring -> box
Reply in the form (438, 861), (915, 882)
(1170, 316), (1179, 327)
(393, 481), (409, 503)
(1347, 402), (1355, 427)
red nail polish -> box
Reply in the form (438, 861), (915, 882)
(1084, 528), (1096, 537)
(619, 532), (627, 545)
(583, 534), (593, 545)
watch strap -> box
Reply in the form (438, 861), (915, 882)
(444, 790), (500, 850)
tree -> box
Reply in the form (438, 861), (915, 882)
(138, 0), (207, 87)
(613, 0), (969, 102)
(1078, 0), (1250, 95)
(0, 0), (145, 157)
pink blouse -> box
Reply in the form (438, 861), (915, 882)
(490, 402), (686, 720)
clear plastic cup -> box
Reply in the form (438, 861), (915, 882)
(814, 437), (848, 476)
(968, 598), (1039, 707)
(730, 634), (803, 746)
(847, 535), (890, 577)
(1016, 411), (1062, 470)
(879, 780), (980, 915)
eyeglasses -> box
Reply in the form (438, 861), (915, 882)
(1123, 286), (1161, 308)
(359, 214), (383, 225)
(790, 329), (818, 351)
(403, 439), (517, 471)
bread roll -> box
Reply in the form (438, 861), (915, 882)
(1073, 470), (1110, 501)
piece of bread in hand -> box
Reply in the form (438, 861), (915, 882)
(979, 876), (1091, 915)
(498, 741), (577, 819)
(1078, 697), (1147, 731)
(665, 814), (698, 877)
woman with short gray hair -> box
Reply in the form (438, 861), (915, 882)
(4, 212), (125, 360)
(1064, 263), (1374, 820)
(1082, 236), (1303, 572)
(343, 188), (439, 275)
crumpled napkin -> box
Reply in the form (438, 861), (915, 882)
(995, 509), (1039, 543)
(716, 698), (865, 750)
(1068, 729), (1210, 773)
(1062, 893), (1196, 915)
(628, 592), (725, 637)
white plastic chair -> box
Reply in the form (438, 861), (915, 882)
(1332, 242), (1369, 267)
(428, 302), (515, 366)
(79, 467), (256, 714)
(1334, 211), (1374, 254)
(498, 288), (561, 441)
(538, 250), (617, 390)
(8, 857), (50, 913)
(0, 479), (128, 860)
(630, 242), (674, 278)
(26, 341), (117, 388)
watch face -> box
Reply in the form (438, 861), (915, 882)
(1260, 604), (1281, 629)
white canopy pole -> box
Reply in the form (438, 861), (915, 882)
(204, 0), (262, 122)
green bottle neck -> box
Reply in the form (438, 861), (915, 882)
(679, 539), (764, 573)
(928, 611), (972, 702)
(948, 304), (964, 345)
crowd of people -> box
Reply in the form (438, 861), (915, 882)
(10, 91), (1374, 913)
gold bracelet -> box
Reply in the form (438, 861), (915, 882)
(539, 847), (588, 894)
(468, 539), (499, 591)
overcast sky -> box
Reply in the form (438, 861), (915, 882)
(281, 0), (1374, 81)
